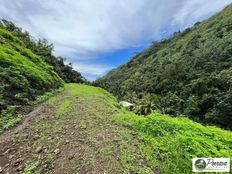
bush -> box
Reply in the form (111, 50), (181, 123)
(0, 106), (22, 131)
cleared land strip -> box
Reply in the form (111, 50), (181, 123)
(0, 84), (153, 174)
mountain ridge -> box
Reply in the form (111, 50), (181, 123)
(94, 4), (232, 129)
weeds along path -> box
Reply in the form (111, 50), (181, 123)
(0, 84), (153, 174)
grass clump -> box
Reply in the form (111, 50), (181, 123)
(0, 106), (22, 131)
(57, 97), (72, 118)
(23, 162), (39, 174)
(35, 87), (64, 104)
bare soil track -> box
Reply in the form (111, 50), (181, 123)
(0, 84), (153, 174)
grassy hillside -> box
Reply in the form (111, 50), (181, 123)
(0, 28), (64, 130)
(113, 112), (232, 173)
(1, 84), (231, 173)
(0, 20), (86, 84)
(95, 4), (232, 129)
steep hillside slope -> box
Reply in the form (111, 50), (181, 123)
(0, 28), (63, 130)
(0, 20), (86, 83)
(0, 84), (231, 174)
(95, 4), (232, 129)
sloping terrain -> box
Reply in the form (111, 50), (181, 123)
(0, 28), (64, 131)
(0, 84), (231, 174)
(0, 20), (86, 84)
(94, 4), (232, 129)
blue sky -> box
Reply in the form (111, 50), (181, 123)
(0, 0), (231, 81)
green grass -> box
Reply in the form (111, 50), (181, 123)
(3, 84), (232, 173)
(0, 87), (64, 131)
(23, 162), (39, 174)
(63, 84), (232, 173)
(35, 87), (64, 104)
(113, 112), (232, 174)
(61, 84), (232, 173)
(56, 97), (72, 118)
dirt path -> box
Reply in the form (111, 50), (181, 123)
(0, 84), (152, 174)
(0, 104), (44, 143)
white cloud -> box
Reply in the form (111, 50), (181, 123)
(172, 0), (232, 28)
(0, 0), (231, 80)
(73, 63), (113, 76)
(72, 63), (113, 81)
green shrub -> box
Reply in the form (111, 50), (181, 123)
(0, 106), (22, 131)
(134, 93), (161, 115)
(14, 93), (30, 104)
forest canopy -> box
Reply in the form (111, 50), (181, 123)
(94, 4), (232, 130)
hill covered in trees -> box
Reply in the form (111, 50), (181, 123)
(0, 21), (85, 130)
(0, 20), (86, 84)
(94, 4), (232, 129)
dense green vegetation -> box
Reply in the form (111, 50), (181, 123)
(0, 20), (87, 131)
(0, 20), (86, 83)
(95, 4), (232, 129)
(113, 111), (232, 174)
(63, 84), (232, 174)
(1, 84), (230, 173)
(65, 84), (232, 174)
(0, 28), (64, 130)
(0, 4), (231, 173)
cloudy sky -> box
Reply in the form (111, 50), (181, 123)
(0, 0), (231, 80)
